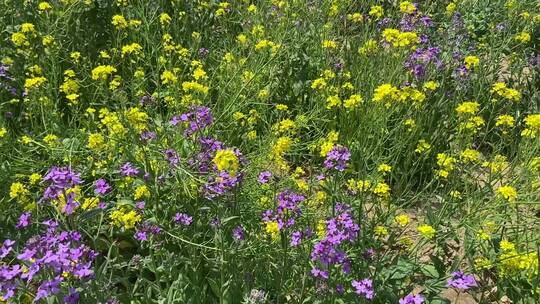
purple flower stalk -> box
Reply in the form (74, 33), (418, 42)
(15, 212), (31, 229)
(170, 106), (213, 136)
(120, 162), (139, 177)
(257, 171), (272, 184)
(95, 178), (111, 195)
(174, 213), (193, 226)
(324, 146), (350, 172)
(400, 293), (425, 304)
(232, 226), (245, 241)
(42, 166), (82, 200)
(447, 271), (477, 290)
(352, 278), (375, 300)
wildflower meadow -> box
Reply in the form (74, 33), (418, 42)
(1, 0), (540, 303)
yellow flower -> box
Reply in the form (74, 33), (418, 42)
(456, 101), (480, 115)
(423, 81), (439, 91)
(43, 134), (58, 146)
(460, 149), (480, 163)
(29, 173), (41, 185)
(182, 81), (209, 94)
(42, 35), (55, 47)
(347, 13), (363, 23)
(500, 240), (515, 252)
(21, 135), (33, 145)
(377, 163), (392, 174)
(449, 190), (462, 199)
(87, 133), (105, 150)
(193, 67), (207, 80)
(359, 39), (378, 56)
(276, 104), (288, 111)
(395, 214), (410, 227)
(373, 83), (399, 106)
(417, 224), (436, 239)
(415, 139), (431, 153)
(446, 2), (457, 15)
(24, 77), (47, 91)
(237, 34), (248, 45)
(265, 221), (280, 239)
(343, 94), (363, 109)
(11, 32), (27, 47)
(10, 182), (29, 199)
(496, 115), (515, 128)
(121, 43), (143, 57)
(111, 15), (128, 29)
(521, 114), (540, 138)
(464, 56), (480, 69)
(273, 119), (296, 134)
(399, 1), (416, 14)
(322, 40), (337, 49)
(82, 197), (99, 210)
(326, 95), (341, 109)
(91, 65), (117, 80)
(246, 130), (257, 140)
(374, 226), (388, 237)
(373, 182), (390, 197)
(110, 209), (141, 229)
(213, 149), (239, 173)
(134, 185), (150, 200)
(21, 23), (35, 33)
(514, 31), (531, 43)
(161, 70), (178, 85)
(382, 29), (418, 47)
(0, 127), (7, 138)
(496, 185), (517, 202)
(311, 78), (327, 90)
(125, 107), (148, 131)
(491, 82), (521, 102)
(319, 131), (339, 156)
(38, 2), (53, 11)
(316, 220), (326, 238)
(369, 5), (384, 19)
(160, 13), (172, 25)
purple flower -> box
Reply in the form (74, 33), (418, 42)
(140, 130), (156, 143)
(95, 178), (111, 195)
(64, 288), (80, 304)
(135, 201), (146, 209)
(135, 222), (162, 242)
(290, 231), (302, 247)
(174, 213), (193, 226)
(42, 166), (82, 200)
(257, 171), (272, 184)
(198, 47), (209, 58)
(0, 239), (15, 258)
(310, 268), (329, 279)
(35, 277), (62, 301)
(171, 106), (213, 136)
(139, 94), (155, 106)
(164, 149), (180, 167)
(363, 248), (375, 260)
(400, 293), (425, 304)
(16, 212), (31, 229)
(447, 271), (477, 290)
(232, 226), (245, 241)
(135, 230), (147, 241)
(324, 146), (350, 172)
(120, 162), (139, 177)
(210, 217), (221, 229)
(352, 278), (374, 300)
